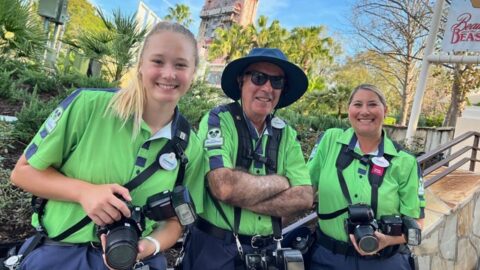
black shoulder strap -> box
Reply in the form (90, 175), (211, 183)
(39, 115), (191, 242)
(226, 101), (281, 174)
(369, 153), (395, 217)
(208, 102), (283, 238)
(317, 144), (354, 220)
(318, 136), (396, 220)
(227, 102), (253, 170)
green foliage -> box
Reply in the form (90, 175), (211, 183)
(424, 115), (444, 127)
(0, 69), (16, 99)
(164, 4), (193, 27)
(179, 81), (223, 129)
(73, 8), (147, 81)
(0, 122), (15, 164)
(0, 166), (33, 241)
(63, 0), (107, 40)
(284, 26), (333, 74)
(0, 0), (46, 61)
(207, 15), (335, 73)
(13, 90), (62, 144)
(278, 109), (350, 132)
(58, 72), (118, 90)
(384, 116), (396, 125)
(18, 69), (59, 94)
(0, 124), (31, 241)
(277, 108), (350, 157)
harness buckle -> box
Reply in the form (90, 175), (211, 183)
(234, 233), (244, 257)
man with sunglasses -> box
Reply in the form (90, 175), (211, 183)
(183, 48), (314, 270)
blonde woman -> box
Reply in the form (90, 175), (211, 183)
(10, 21), (205, 270)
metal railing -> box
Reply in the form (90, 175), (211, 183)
(417, 131), (480, 188)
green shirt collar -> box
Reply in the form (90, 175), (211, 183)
(336, 128), (400, 157)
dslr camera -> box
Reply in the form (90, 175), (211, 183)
(98, 186), (196, 270)
(244, 248), (304, 270)
(345, 204), (422, 254)
(345, 204), (379, 253)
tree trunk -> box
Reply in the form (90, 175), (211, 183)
(443, 65), (469, 127)
(399, 92), (408, 126)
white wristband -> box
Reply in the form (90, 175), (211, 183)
(145, 236), (161, 256)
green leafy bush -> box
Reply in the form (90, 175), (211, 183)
(424, 115), (444, 127)
(58, 72), (118, 90)
(0, 69), (15, 99)
(384, 116), (396, 125)
(0, 167), (33, 242)
(0, 122), (14, 164)
(277, 109), (350, 157)
(13, 92), (61, 144)
(179, 80), (224, 129)
(18, 69), (59, 94)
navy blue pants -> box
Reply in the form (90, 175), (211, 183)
(309, 242), (412, 270)
(18, 236), (167, 270)
(182, 226), (259, 270)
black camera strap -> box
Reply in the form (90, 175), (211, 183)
(34, 114), (191, 242)
(317, 133), (398, 220)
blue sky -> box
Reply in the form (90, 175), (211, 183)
(89, 0), (356, 43)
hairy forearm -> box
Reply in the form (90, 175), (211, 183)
(208, 168), (290, 207)
(245, 185), (314, 217)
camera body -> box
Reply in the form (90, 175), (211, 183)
(345, 204), (422, 254)
(244, 248), (304, 270)
(345, 204), (379, 253)
(378, 215), (403, 236)
(100, 186), (196, 270)
(100, 201), (145, 270)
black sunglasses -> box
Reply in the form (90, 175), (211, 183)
(244, 71), (286, 90)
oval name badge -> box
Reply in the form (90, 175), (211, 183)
(271, 117), (286, 129)
(159, 152), (178, 171)
(371, 156), (390, 168)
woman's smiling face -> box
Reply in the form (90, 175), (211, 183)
(348, 89), (387, 138)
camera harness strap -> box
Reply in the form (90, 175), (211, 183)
(27, 114), (191, 257)
(207, 102), (283, 256)
(317, 133), (399, 220)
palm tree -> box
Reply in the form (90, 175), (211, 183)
(250, 16), (287, 48)
(0, 0), (45, 61)
(164, 4), (193, 28)
(96, 8), (146, 81)
(285, 26), (333, 74)
(207, 23), (252, 63)
(318, 85), (352, 118)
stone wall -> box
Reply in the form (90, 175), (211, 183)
(413, 177), (480, 270)
(383, 125), (455, 153)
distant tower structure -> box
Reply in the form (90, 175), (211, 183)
(198, 0), (259, 84)
(198, 0), (258, 53)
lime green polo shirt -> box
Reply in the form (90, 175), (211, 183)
(307, 128), (425, 243)
(196, 104), (311, 236)
(25, 89), (206, 243)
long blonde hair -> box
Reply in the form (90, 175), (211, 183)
(108, 21), (199, 136)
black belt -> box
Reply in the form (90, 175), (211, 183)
(196, 217), (274, 248)
(315, 228), (358, 257)
(315, 228), (406, 258)
(43, 238), (101, 248)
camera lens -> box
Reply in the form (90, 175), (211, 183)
(354, 225), (378, 253)
(358, 235), (378, 253)
(105, 223), (139, 270)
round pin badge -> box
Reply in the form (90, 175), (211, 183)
(271, 117), (286, 129)
(159, 152), (178, 171)
(371, 156), (390, 168)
